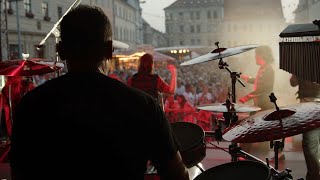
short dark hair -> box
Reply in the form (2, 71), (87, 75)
(59, 5), (112, 62)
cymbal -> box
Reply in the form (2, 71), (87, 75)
(0, 59), (62, 76)
(197, 102), (261, 113)
(222, 102), (320, 143)
(180, 44), (259, 66)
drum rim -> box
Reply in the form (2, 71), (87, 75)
(194, 160), (271, 180)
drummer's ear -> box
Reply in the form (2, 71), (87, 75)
(57, 41), (67, 60)
(104, 40), (113, 60)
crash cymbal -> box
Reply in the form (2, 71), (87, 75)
(222, 102), (320, 143)
(197, 102), (261, 113)
(180, 44), (259, 66)
(0, 59), (62, 76)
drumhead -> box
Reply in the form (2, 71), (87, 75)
(194, 160), (271, 180)
(171, 122), (204, 151)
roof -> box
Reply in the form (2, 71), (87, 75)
(164, 0), (220, 10)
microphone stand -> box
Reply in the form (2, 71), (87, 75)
(36, 0), (82, 77)
(214, 42), (246, 162)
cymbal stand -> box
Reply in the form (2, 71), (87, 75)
(269, 92), (285, 170)
(215, 42), (245, 161)
(270, 139), (285, 170)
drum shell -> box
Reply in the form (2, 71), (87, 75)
(194, 160), (271, 180)
(171, 122), (206, 168)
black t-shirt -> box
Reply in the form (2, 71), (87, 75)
(9, 72), (178, 180)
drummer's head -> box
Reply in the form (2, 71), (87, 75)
(58, 5), (113, 72)
(138, 53), (154, 74)
(255, 45), (274, 65)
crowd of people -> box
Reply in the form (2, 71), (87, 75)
(107, 57), (231, 132)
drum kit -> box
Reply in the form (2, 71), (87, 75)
(167, 42), (320, 180)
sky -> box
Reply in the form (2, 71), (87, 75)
(140, 0), (299, 33)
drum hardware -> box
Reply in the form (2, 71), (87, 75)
(204, 140), (294, 180)
(0, 58), (63, 76)
(222, 101), (320, 143)
(170, 122), (206, 168)
(182, 42), (259, 162)
(268, 93), (285, 170)
(180, 42), (259, 66)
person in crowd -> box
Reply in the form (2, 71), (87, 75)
(127, 53), (177, 109)
(176, 95), (197, 123)
(175, 79), (186, 95)
(196, 85), (213, 131)
(9, 5), (189, 180)
(164, 95), (180, 123)
(183, 83), (196, 107)
(290, 74), (320, 180)
(238, 45), (276, 157)
(0, 76), (35, 137)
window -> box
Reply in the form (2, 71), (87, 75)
(190, 12), (194, 20)
(57, 6), (63, 19)
(190, 25), (194, 33)
(24, 0), (32, 13)
(180, 25), (184, 32)
(213, 11), (218, 18)
(180, 40), (184, 45)
(191, 39), (195, 45)
(207, 11), (211, 19)
(3, 1), (13, 14)
(42, 2), (49, 17)
(197, 25), (201, 33)
(9, 44), (21, 59)
(196, 11), (200, 19)
(179, 12), (184, 19)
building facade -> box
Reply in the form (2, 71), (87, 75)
(143, 19), (167, 48)
(295, 0), (320, 23)
(0, 0), (144, 61)
(164, 0), (224, 47)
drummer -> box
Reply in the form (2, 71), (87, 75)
(239, 45), (276, 156)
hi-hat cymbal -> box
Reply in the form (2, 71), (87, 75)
(197, 102), (261, 113)
(0, 59), (62, 76)
(222, 102), (320, 143)
(180, 44), (259, 66)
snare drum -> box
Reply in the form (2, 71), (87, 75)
(194, 160), (271, 180)
(171, 122), (206, 168)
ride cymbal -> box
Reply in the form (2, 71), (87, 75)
(197, 102), (261, 113)
(222, 102), (320, 143)
(180, 44), (259, 66)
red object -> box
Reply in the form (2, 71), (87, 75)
(223, 102), (320, 143)
(0, 59), (61, 76)
(144, 174), (160, 180)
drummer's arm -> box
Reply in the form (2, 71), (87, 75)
(156, 152), (190, 180)
(150, 101), (189, 180)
